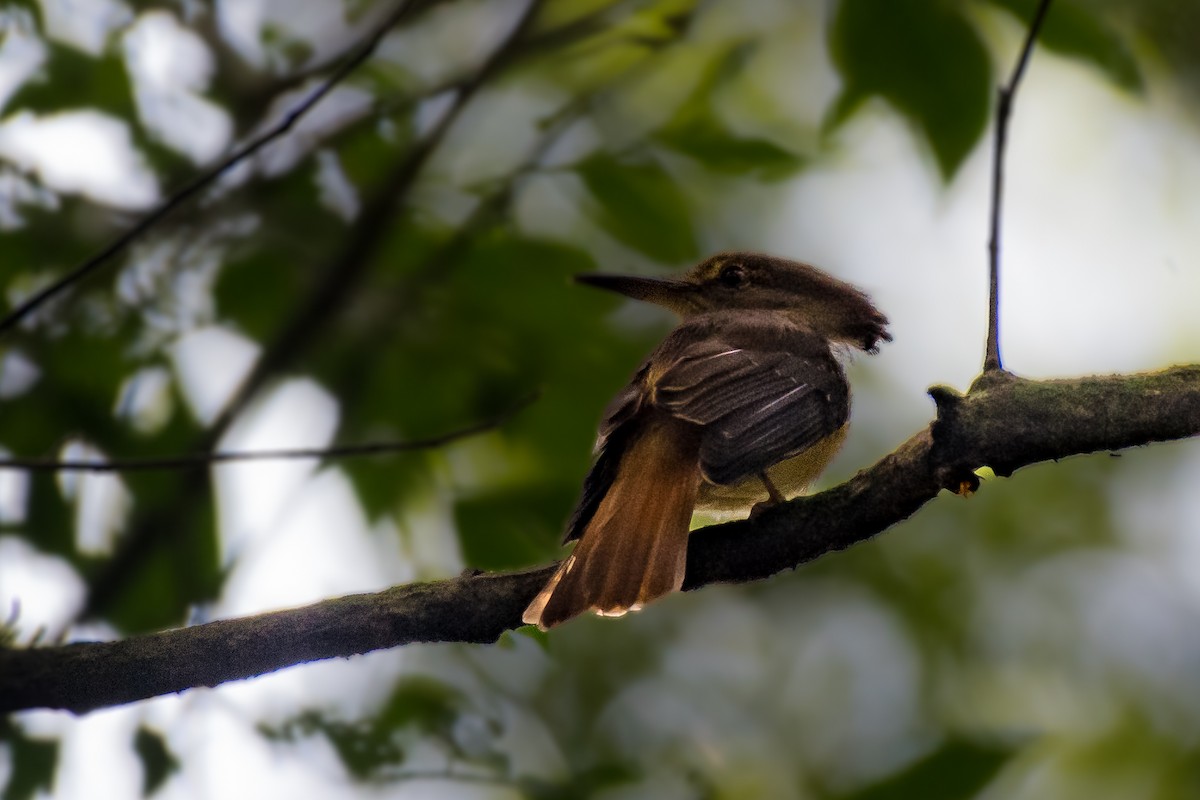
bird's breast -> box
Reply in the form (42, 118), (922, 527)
(692, 424), (848, 518)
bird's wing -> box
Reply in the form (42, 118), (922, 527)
(595, 372), (646, 450)
(652, 317), (849, 486)
(561, 367), (649, 544)
(564, 315), (848, 541)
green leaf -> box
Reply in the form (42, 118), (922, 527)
(342, 456), (426, 523)
(214, 165), (351, 341)
(576, 154), (698, 263)
(259, 710), (405, 780)
(93, 492), (221, 633)
(260, 677), (470, 780)
(133, 726), (179, 796)
(841, 738), (1012, 800)
(214, 246), (308, 343)
(261, 24), (314, 71)
(1, 329), (138, 562)
(376, 676), (463, 733)
(7, 0), (41, 21)
(829, 0), (991, 180)
(455, 485), (578, 570)
(0, 724), (58, 800)
(336, 109), (416, 194)
(653, 44), (805, 180)
(532, 0), (623, 36)
(657, 110), (804, 180)
(6, 44), (136, 119)
(343, 0), (386, 24)
(524, 762), (640, 800)
(983, 0), (1143, 92)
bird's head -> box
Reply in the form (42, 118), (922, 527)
(577, 252), (891, 352)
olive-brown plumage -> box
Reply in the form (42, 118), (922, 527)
(523, 253), (890, 629)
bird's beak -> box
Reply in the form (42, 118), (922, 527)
(575, 273), (698, 315)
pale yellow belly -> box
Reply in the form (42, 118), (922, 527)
(693, 424), (848, 518)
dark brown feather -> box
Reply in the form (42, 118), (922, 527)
(523, 413), (701, 629)
(562, 375), (647, 544)
(653, 312), (849, 486)
(564, 311), (848, 540)
(530, 256), (887, 628)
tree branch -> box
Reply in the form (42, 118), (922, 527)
(5, 366), (1198, 714)
(985, 0), (1053, 372)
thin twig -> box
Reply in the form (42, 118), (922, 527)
(393, 771), (514, 787)
(0, 0), (422, 338)
(0, 394), (535, 473)
(985, 0), (1053, 372)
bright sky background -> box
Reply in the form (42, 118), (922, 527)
(3, 1), (1200, 798)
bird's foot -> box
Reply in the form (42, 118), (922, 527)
(749, 500), (773, 519)
(749, 472), (786, 518)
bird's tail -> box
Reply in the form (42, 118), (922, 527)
(523, 415), (701, 630)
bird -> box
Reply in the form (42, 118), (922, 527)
(522, 252), (890, 629)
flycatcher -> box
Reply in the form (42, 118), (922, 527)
(523, 252), (890, 629)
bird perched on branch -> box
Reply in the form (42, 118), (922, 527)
(523, 253), (890, 629)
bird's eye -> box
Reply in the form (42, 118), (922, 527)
(718, 264), (746, 288)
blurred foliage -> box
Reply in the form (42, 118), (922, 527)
(0, 0), (1197, 798)
(983, 0), (1143, 91)
(577, 153), (698, 262)
(131, 726), (178, 796)
(0, 720), (56, 800)
(828, 0), (992, 179)
(8, 44), (136, 119)
(259, 676), (480, 780)
(655, 45), (806, 180)
(840, 738), (1013, 800)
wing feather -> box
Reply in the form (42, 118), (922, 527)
(564, 312), (849, 540)
(652, 317), (848, 486)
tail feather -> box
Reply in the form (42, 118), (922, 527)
(523, 415), (700, 629)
